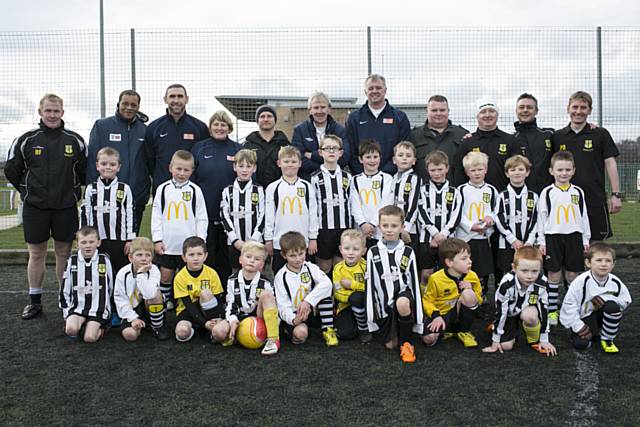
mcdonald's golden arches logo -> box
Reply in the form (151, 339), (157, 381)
(167, 201), (189, 220)
(468, 202), (484, 221)
(359, 189), (378, 206)
(294, 284), (309, 308)
(281, 196), (303, 215)
(555, 204), (577, 224)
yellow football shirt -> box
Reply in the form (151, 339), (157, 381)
(332, 258), (366, 314)
(174, 266), (224, 315)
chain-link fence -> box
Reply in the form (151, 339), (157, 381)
(0, 27), (638, 242)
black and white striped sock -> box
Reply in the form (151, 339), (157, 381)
(317, 297), (334, 330)
(601, 311), (622, 341)
(351, 306), (368, 331)
(548, 281), (560, 311)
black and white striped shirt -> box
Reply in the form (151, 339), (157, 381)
(59, 251), (113, 321)
(81, 177), (135, 241)
(493, 272), (550, 343)
(393, 169), (422, 233)
(364, 241), (423, 334)
(220, 179), (265, 244)
(417, 180), (461, 243)
(494, 184), (539, 249)
(310, 165), (352, 230)
(224, 271), (273, 323)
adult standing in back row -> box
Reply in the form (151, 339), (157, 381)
(243, 104), (290, 187)
(145, 84), (209, 194)
(552, 91), (621, 241)
(408, 95), (467, 182)
(347, 74), (410, 174)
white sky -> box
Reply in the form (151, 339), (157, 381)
(2, 0), (639, 30)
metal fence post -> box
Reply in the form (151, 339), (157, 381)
(99, 0), (106, 118)
(130, 28), (136, 91)
(367, 26), (372, 76)
(597, 26), (603, 127)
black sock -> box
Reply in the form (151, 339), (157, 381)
(457, 305), (477, 332)
(30, 293), (42, 305)
(398, 314), (414, 345)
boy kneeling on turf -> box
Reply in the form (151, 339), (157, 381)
(365, 205), (423, 363)
(274, 231), (338, 346)
(482, 246), (557, 356)
(174, 236), (225, 343)
(114, 237), (170, 341)
(560, 243), (632, 353)
(59, 226), (113, 343)
(422, 238), (481, 348)
(211, 242), (280, 355)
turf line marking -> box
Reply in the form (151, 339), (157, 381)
(566, 350), (598, 426)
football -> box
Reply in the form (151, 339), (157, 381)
(236, 316), (267, 350)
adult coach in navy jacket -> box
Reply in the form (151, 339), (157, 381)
(346, 74), (410, 174)
(86, 90), (150, 232)
(191, 110), (240, 284)
(145, 84), (209, 194)
(291, 92), (349, 181)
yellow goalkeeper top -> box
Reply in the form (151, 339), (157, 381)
(422, 268), (482, 318)
(332, 258), (366, 314)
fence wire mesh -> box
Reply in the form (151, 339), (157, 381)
(0, 27), (638, 242)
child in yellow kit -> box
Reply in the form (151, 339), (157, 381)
(332, 229), (372, 344)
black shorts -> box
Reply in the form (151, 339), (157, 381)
(22, 204), (78, 244)
(499, 316), (521, 343)
(375, 290), (414, 344)
(120, 304), (147, 330)
(587, 205), (612, 241)
(418, 242), (440, 270)
(228, 245), (241, 270)
(157, 254), (185, 271)
(282, 313), (321, 340)
(468, 239), (494, 277)
(100, 240), (128, 274)
(316, 229), (345, 260)
(424, 308), (458, 336)
(496, 248), (516, 274)
(176, 305), (224, 329)
(544, 233), (585, 273)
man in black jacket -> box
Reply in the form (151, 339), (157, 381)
(243, 105), (290, 187)
(408, 95), (467, 181)
(5, 94), (87, 319)
(513, 93), (554, 193)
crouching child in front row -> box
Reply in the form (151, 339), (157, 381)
(422, 238), (482, 349)
(560, 243), (632, 353)
(59, 226), (113, 343)
(114, 237), (170, 341)
(173, 236), (225, 343)
(211, 242), (281, 355)
(365, 205), (424, 363)
(482, 246), (557, 355)
(274, 231), (338, 347)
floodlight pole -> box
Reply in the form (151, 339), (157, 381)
(130, 28), (136, 91)
(367, 26), (372, 76)
(99, 0), (106, 118)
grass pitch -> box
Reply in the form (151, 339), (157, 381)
(0, 260), (637, 426)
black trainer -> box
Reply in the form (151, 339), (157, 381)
(22, 303), (42, 320)
(152, 324), (171, 341)
(359, 330), (373, 344)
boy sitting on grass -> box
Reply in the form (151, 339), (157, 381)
(173, 236), (224, 343)
(114, 237), (169, 341)
(59, 226), (113, 343)
(421, 238), (482, 349)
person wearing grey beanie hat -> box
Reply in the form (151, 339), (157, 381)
(255, 104), (277, 123)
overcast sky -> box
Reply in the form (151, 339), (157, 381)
(2, 0), (640, 30)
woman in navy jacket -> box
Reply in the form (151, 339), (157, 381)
(191, 111), (240, 284)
